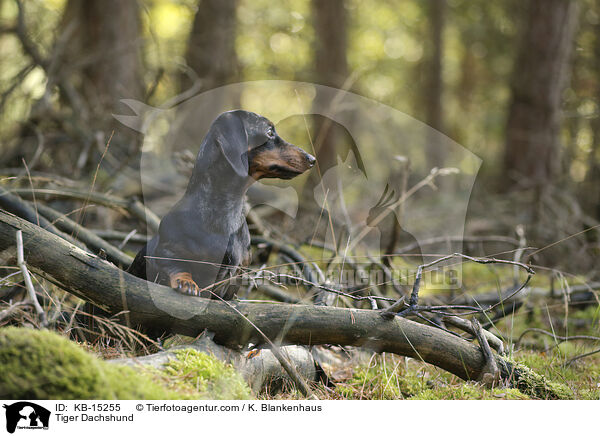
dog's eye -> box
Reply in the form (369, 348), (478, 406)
(266, 127), (275, 139)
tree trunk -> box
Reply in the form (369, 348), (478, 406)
(311, 0), (348, 166)
(301, 0), (349, 207)
(182, 0), (239, 94)
(60, 0), (143, 115)
(424, 0), (446, 170)
(502, 0), (579, 190)
(583, 12), (600, 219)
(50, 0), (144, 176)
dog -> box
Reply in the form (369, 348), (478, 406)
(128, 110), (315, 300)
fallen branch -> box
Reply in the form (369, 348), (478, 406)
(471, 318), (500, 387)
(516, 327), (600, 347)
(33, 202), (133, 267)
(207, 291), (318, 399)
(92, 229), (148, 244)
(443, 315), (504, 355)
(0, 186), (83, 248)
(11, 187), (160, 233)
(0, 210), (570, 397)
(112, 334), (320, 393)
(0, 301), (33, 324)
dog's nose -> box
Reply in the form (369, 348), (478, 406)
(306, 153), (316, 167)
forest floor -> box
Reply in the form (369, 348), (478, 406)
(83, 265), (599, 401)
(262, 294), (600, 400)
(1, 204), (598, 400)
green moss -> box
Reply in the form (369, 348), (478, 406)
(333, 355), (531, 400)
(335, 360), (415, 399)
(329, 352), (580, 400)
(102, 365), (195, 400)
(510, 350), (600, 399)
(0, 327), (178, 399)
(334, 356), (429, 399)
(410, 385), (529, 400)
(509, 362), (573, 400)
(503, 352), (575, 399)
(0, 327), (252, 400)
(161, 349), (253, 400)
(0, 327), (100, 399)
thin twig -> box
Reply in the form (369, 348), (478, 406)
(0, 301), (34, 324)
(516, 328), (600, 346)
(564, 348), (600, 366)
(390, 253), (535, 318)
(12, 188), (160, 232)
(75, 131), (113, 238)
(15, 230), (47, 327)
(443, 315), (505, 354)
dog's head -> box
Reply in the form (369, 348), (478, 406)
(210, 110), (315, 180)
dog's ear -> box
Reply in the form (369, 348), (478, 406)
(213, 112), (249, 177)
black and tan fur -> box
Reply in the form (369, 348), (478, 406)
(128, 110), (315, 300)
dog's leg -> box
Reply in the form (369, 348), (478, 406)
(169, 272), (201, 296)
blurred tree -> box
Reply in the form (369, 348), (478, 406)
(313, 0), (348, 89)
(60, 0), (143, 117)
(584, 5), (600, 219)
(2, 0), (144, 178)
(183, 0), (239, 93)
(298, 0), (351, 218)
(55, 0), (144, 173)
(424, 0), (446, 170)
(295, 0), (353, 242)
(311, 0), (349, 173)
(502, 0), (579, 191)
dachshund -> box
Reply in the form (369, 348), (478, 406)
(127, 110), (316, 300)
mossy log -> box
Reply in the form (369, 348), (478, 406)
(0, 327), (252, 400)
(112, 334), (319, 393)
(0, 210), (570, 397)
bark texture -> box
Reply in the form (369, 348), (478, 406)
(503, 0), (579, 189)
(424, 0), (446, 170)
(183, 0), (239, 93)
(60, 0), (143, 112)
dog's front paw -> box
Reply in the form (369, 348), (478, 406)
(169, 272), (201, 296)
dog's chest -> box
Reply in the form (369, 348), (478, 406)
(224, 220), (250, 267)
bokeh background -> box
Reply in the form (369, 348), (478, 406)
(1, 0), (600, 401)
(0, 0), (598, 275)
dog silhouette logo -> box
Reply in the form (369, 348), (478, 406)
(3, 402), (50, 433)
